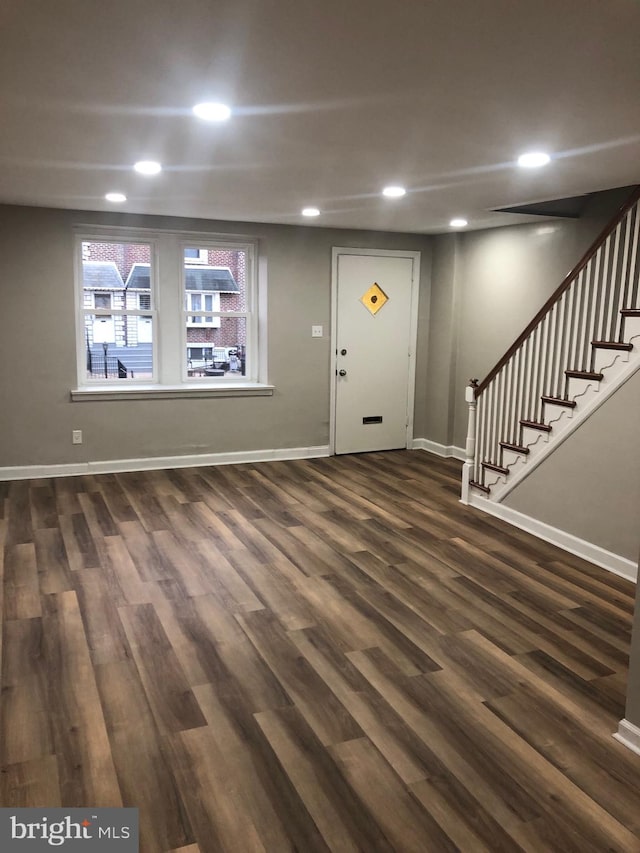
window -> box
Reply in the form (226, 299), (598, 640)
(183, 247), (208, 264)
(74, 228), (266, 396)
(94, 292), (112, 310)
(186, 290), (221, 325)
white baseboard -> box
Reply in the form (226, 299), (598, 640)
(412, 438), (465, 461)
(0, 445), (331, 481)
(468, 492), (637, 583)
(613, 719), (640, 757)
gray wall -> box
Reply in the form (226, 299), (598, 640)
(626, 565), (640, 727)
(416, 233), (460, 445)
(0, 204), (432, 468)
(504, 370), (640, 562)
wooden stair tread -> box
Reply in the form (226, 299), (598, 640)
(500, 442), (530, 455)
(565, 370), (603, 380)
(591, 340), (633, 350)
(520, 420), (552, 432)
(469, 480), (490, 494)
(541, 395), (576, 408)
(621, 308), (640, 316)
(481, 462), (509, 475)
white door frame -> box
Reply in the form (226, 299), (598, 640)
(330, 247), (421, 455)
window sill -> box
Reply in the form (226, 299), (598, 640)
(70, 382), (275, 402)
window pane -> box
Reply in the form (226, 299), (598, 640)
(94, 292), (112, 310)
(82, 240), (152, 303)
(184, 247), (207, 263)
(81, 240), (154, 381)
(186, 317), (246, 378)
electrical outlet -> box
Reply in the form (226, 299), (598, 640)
(72, 429), (83, 445)
(312, 325), (323, 337)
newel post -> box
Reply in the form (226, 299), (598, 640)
(460, 379), (479, 505)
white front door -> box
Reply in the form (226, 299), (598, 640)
(93, 316), (115, 343)
(137, 316), (153, 343)
(332, 249), (420, 455)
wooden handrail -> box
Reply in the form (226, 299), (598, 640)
(475, 184), (640, 397)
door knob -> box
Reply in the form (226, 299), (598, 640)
(340, 348), (347, 356)
(339, 369), (347, 376)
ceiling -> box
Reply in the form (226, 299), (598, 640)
(1, 0), (638, 234)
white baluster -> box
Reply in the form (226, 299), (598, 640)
(460, 379), (479, 505)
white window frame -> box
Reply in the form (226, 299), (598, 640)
(72, 225), (272, 400)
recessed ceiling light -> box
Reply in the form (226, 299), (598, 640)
(134, 160), (162, 175)
(382, 185), (406, 198)
(517, 151), (551, 168)
(302, 207), (320, 217)
(105, 192), (127, 203)
(192, 102), (232, 122)
(450, 218), (468, 228)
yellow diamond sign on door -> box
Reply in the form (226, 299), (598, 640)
(360, 282), (389, 315)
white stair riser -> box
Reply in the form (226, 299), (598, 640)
(520, 427), (550, 447)
(593, 348), (630, 373)
(541, 405), (574, 429)
(566, 376), (600, 401)
(622, 317), (640, 341)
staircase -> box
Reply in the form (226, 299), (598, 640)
(461, 186), (640, 505)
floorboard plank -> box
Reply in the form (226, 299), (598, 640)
(4, 543), (41, 620)
(1, 617), (53, 764)
(254, 706), (393, 852)
(41, 590), (122, 806)
(329, 736), (460, 853)
(165, 726), (267, 853)
(94, 658), (195, 852)
(0, 755), (62, 808)
(117, 603), (207, 735)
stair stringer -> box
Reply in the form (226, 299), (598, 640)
(475, 332), (640, 503)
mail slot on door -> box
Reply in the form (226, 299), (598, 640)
(362, 416), (383, 424)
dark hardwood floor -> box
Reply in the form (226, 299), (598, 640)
(1, 450), (639, 852)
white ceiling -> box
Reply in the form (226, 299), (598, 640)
(1, 0), (638, 234)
